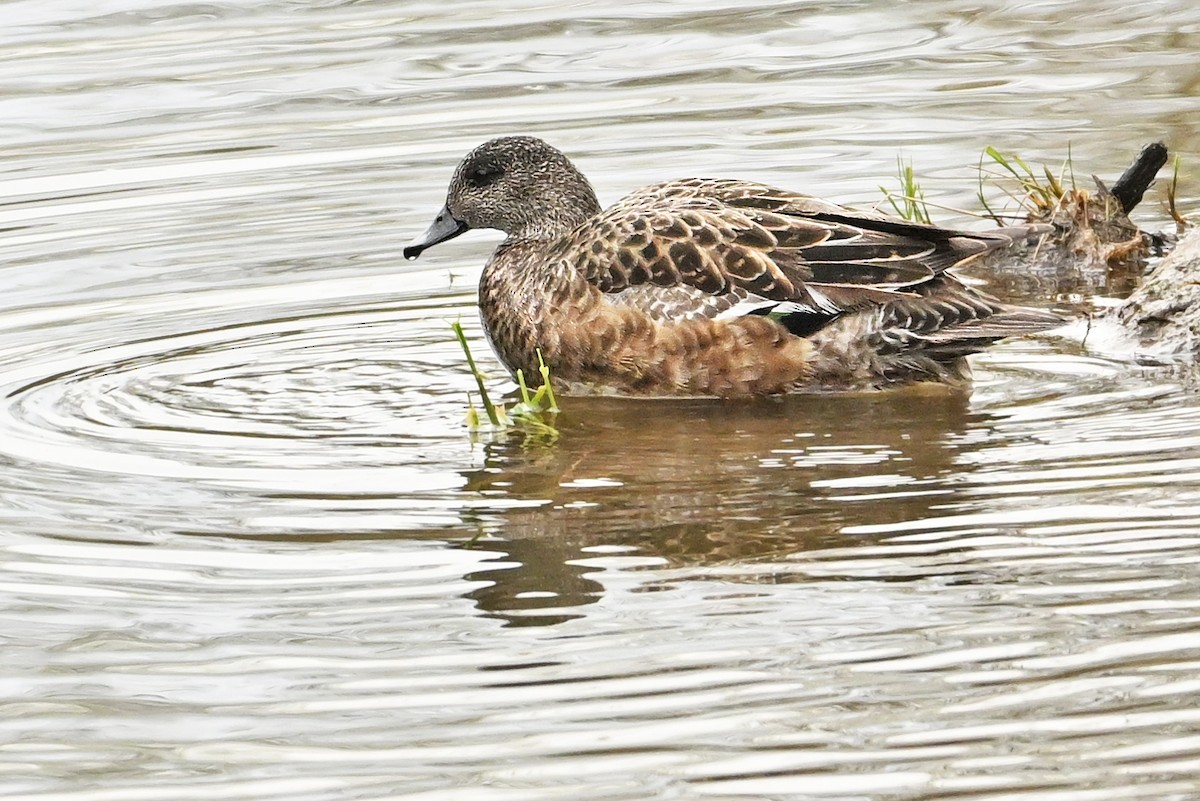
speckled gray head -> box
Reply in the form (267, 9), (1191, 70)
(404, 136), (601, 260)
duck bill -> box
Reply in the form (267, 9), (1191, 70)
(404, 205), (469, 260)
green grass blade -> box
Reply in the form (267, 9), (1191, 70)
(451, 321), (500, 427)
(881, 156), (931, 224)
(537, 350), (560, 412)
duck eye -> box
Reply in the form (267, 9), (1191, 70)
(465, 165), (504, 188)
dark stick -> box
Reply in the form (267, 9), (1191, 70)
(1110, 141), (1169, 214)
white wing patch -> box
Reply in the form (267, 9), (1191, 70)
(608, 285), (844, 323)
(714, 287), (842, 320)
(807, 287), (843, 315)
(714, 295), (780, 319)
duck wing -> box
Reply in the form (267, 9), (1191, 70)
(561, 179), (1032, 329)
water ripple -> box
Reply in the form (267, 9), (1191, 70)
(4, 2), (1200, 800)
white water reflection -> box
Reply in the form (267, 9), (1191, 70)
(4, 1), (1200, 800)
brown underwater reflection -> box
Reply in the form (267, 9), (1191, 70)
(461, 388), (977, 623)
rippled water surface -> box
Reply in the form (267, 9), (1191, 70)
(4, 2), (1200, 799)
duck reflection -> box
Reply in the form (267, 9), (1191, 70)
(460, 388), (976, 625)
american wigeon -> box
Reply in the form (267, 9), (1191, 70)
(405, 136), (1063, 397)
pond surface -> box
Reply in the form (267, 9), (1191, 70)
(4, 2), (1200, 799)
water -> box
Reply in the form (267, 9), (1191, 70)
(3, 1), (1200, 799)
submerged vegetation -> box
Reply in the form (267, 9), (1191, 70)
(451, 321), (560, 442)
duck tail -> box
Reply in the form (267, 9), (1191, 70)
(922, 303), (1065, 352)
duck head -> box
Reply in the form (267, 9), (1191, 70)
(404, 135), (601, 260)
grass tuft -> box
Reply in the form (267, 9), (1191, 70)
(976, 145), (1071, 221)
(879, 156), (933, 224)
(979, 144), (1180, 221)
(452, 320), (500, 427)
(451, 321), (561, 442)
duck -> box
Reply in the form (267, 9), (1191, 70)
(404, 135), (1063, 397)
